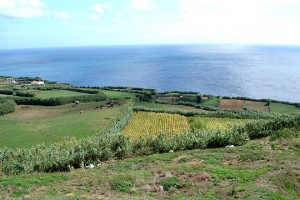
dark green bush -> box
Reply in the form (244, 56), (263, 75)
(0, 89), (13, 95)
(0, 100), (16, 116)
(15, 91), (36, 97)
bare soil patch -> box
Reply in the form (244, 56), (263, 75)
(220, 99), (245, 110)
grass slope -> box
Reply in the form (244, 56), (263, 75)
(270, 103), (300, 115)
(0, 136), (299, 199)
(0, 101), (124, 148)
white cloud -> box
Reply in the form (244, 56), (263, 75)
(130, 0), (156, 10)
(93, 4), (104, 14)
(0, 0), (46, 18)
(93, 2), (113, 14)
(103, 3), (113, 10)
(160, 0), (300, 44)
(88, 13), (100, 21)
(131, 15), (144, 21)
(55, 11), (70, 20)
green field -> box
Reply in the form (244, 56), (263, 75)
(270, 103), (300, 114)
(0, 101), (124, 148)
(100, 90), (140, 99)
(201, 96), (220, 107)
(135, 102), (205, 111)
(30, 90), (88, 99)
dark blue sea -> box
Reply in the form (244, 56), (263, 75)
(0, 45), (299, 102)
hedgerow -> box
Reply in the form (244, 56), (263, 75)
(0, 93), (106, 106)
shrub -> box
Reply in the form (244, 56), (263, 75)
(15, 91), (35, 97)
(0, 100), (16, 116)
(0, 89), (13, 95)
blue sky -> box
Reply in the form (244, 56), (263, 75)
(1, 0), (300, 49)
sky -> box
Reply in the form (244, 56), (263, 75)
(1, 0), (300, 49)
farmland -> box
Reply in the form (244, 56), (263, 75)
(30, 90), (88, 99)
(122, 112), (190, 140)
(0, 101), (124, 148)
(0, 78), (300, 199)
(189, 117), (257, 131)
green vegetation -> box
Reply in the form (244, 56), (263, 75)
(135, 102), (204, 111)
(189, 116), (256, 131)
(100, 90), (140, 99)
(0, 77), (300, 199)
(31, 90), (88, 99)
(201, 96), (220, 107)
(0, 100), (16, 116)
(270, 103), (300, 114)
(0, 134), (299, 199)
(0, 101), (124, 148)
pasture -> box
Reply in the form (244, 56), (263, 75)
(270, 103), (300, 114)
(100, 90), (140, 99)
(135, 102), (205, 111)
(30, 90), (88, 99)
(0, 101), (124, 148)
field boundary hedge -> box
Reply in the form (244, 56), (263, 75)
(0, 93), (106, 106)
(133, 106), (279, 119)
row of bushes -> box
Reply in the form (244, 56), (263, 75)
(159, 91), (200, 95)
(65, 88), (100, 94)
(133, 106), (279, 119)
(155, 100), (220, 111)
(0, 93), (106, 106)
(2, 102), (299, 175)
(0, 89), (13, 95)
(0, 100), (16, 116)
(15, 91), (36, 97)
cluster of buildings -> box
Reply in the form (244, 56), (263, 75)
(0, 77), (17, 84)
(0, 78), (45, 85)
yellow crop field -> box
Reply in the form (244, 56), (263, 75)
(189, 117), (255, 131)
(122, 111), (190, 140)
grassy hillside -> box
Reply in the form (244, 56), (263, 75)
(0, 101), (125, 148)
(0, 134), (299, 199)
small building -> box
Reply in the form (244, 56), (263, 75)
(31, 80), (45, 85)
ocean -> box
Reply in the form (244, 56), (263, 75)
(0, 44), (299, 102)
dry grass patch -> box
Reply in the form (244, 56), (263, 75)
(220, 99), (245, 110)
(244, 101), (269, 112)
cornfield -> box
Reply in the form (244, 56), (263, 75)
(122, 111), (190, 140)
(189, 117), (257, 131)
